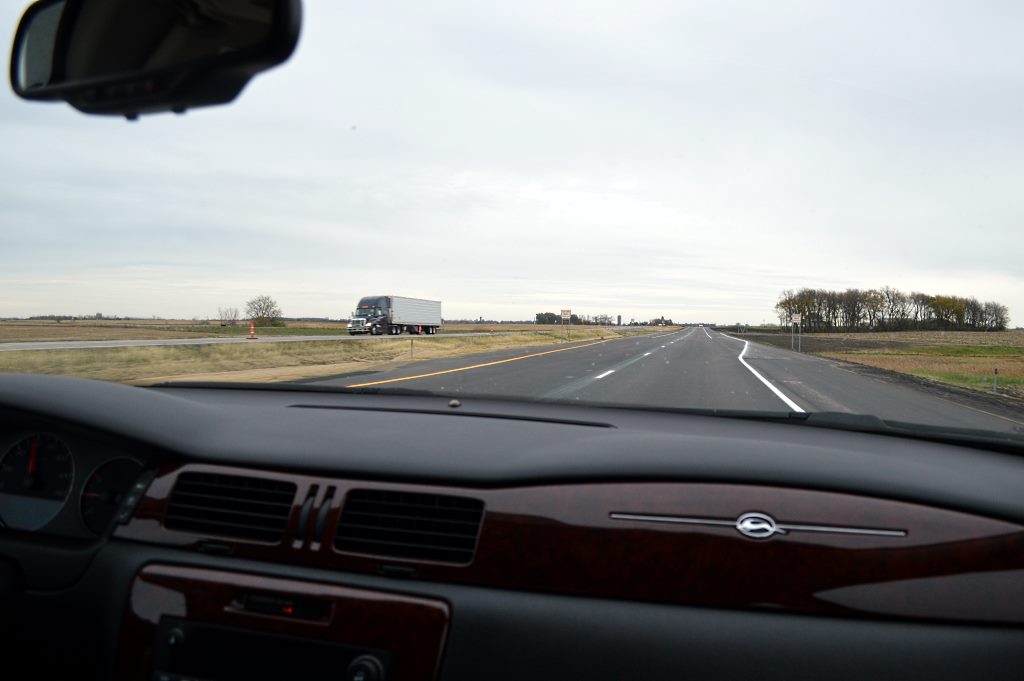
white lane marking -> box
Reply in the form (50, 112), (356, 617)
(702, 327), (712, 339)
(661, 345), (666, 348)
(546, 349), (651, 398)
(643, 352), (652, 356)
(721, 335), (805, 413)
(650, 329), (683, 339)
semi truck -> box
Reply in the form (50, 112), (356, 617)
(346, 295), (442, 335)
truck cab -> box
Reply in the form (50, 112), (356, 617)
(347, 296), (387, 335)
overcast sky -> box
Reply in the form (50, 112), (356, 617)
(1, 0), (1021, 324)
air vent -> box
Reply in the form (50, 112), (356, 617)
(335, 489), (485, 564)
(164, 472), (297, 543)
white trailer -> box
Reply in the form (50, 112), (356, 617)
(390, 296), (442, 329)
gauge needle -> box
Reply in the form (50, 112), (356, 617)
(27, 436), (39, 477)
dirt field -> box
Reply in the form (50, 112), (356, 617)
(0, 320), (221, 342)
(741, 330), (1024, 401)
(0, 326), (675, 384)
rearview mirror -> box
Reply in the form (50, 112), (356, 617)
(9, 0), (301, 119)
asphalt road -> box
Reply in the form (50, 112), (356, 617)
(0, 331), (524, 352)
(309, 327), (1023, 434)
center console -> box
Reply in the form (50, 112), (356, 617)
(115, 565), (449, 681)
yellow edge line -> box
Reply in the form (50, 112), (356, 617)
(345, 339), (612, 388)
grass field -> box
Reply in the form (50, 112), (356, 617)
(762, 330), (1024, 400)
(0, 326), (675, 384)
(820, 349), (1023, 399)
(0, 320), (594, 342)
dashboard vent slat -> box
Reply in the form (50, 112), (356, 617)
(164, 472), (297, 544)
(335, 489), (484, 564)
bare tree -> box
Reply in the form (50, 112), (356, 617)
(963, 297), (984, 329)
(218, 307), (240, 327)
(863, 289), (885, 329)
(908, 292), (933, 326)
(880, 286), (909, 330)
(983, 301), (1009, 330)
(245, 295), (282, 325)
(839, 289), (864, 330)
(774, 289), (797, 325)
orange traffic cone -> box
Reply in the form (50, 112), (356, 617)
(247, 321), (257, 339)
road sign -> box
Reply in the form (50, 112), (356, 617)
(561, 309), (571, 321)
(791, 313), (802, 323)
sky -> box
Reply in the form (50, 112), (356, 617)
(1, 0), (1021, 325)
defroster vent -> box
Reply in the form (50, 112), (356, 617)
(164, 472), (297, 543)
(335, 489), (485, 564)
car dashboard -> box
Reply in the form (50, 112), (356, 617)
(1, 373), (1023, 681)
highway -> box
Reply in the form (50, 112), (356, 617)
(0, 331), (524, 352)
(309, 327), (1024, 434)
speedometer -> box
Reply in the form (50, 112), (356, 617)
(79, 458), (143, 536)
(0, 433), (75, 531)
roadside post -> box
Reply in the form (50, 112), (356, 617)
(561, 309), (571, 341)
(994, 368), (999, 394)
(790, 313), (801, 351)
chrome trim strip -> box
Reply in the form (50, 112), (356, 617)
(778, 523), (906, 537)
(609, 513), (735, 527)
(609, 512), (907, 538)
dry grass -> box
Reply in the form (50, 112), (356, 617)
(0, 319), (620, 342)
(0, 319), (350, 341)
(821, 341), (1024, 400)
(0, 327), (675, 385)
(441, 323), (577, 333)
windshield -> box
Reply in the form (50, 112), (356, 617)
(2, 1), (1022, 438)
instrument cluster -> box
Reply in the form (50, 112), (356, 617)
(0, 425), (150, 538)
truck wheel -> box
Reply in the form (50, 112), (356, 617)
(391, 325), (401, 335)
(371, 326), (382, 336)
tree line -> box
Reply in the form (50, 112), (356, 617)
(775, 287), (1009, 332)
(536, 312), (618, 325)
